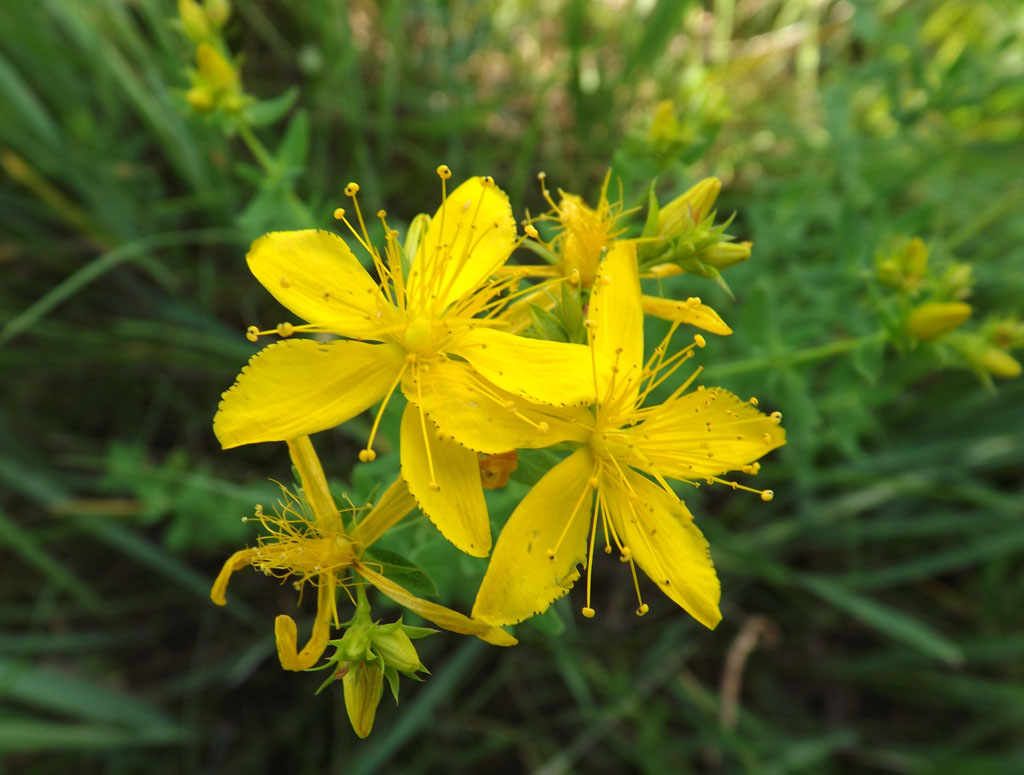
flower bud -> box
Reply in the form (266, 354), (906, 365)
(907, 301), (972, 340)
(657, 178), (721, 238)
(975, 346), (1022, 379)
(343, 663), (384, 738)
(204, 0), (231, 28)
(196, 43), (237, 93)
(701, 240), (752, 270)
(371, 627), (423, 674)
(185, 85), (215, 112)
(178, 0), (211, 42)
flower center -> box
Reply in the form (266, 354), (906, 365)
(588, 428), (632, 464)
(403, 317), (433, 354)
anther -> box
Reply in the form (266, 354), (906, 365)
(344, 182), (360, 196)
(436, 164), (452, 180)
(537, 421), (550, 433)
(694, 334), (707, 348)
(761, 489), (774, 502)
(245, 325), (259, 342)
(546, 549), (555, 560)
(481, 175), (494, 186)
(358, 449), (376, 463)
(587, 476), (600, 488)
(763, 433), (773, 444)
(280, 277), (290, 288)
(537, 171), (547, 180)
(377, 209), (387, 218)
(770, 411), (783, 424)
(635, 604), (649, 616)
(524, 224), (539, 239)
(619, 546), (632, 562)
(581, 606), (595, 618)
(749, 396), (759, 406)
(276, 322), (294, 338)
(333, 207), (345, 220)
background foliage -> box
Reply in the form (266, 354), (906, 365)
(2, 0), (1023, 772)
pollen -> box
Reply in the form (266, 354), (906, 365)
(436, 164), (452, 180)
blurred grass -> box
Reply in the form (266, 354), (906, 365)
(2, 0), (1023, 772)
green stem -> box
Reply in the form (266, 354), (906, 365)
(702, 331), (888, 379)
(236, 121), (276, 174)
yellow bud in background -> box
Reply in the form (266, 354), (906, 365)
(178, 0), (211, 42)
(185, 85), (215, 112)
(650, 99), (681, 147)
(976, 346), (1022, 379)
(902, 237), (929, 282)
(343, 663), (384, 738)
(908, 301), (972, 340)
(196, 43), (237, 93)
(702, 240), (752, 270)
(657, 177), (721, 237)
(204, 0), (231, 28)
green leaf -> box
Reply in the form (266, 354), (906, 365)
(529, 304), (569, 342)
(797, 574), (964, 666)
(244, 86), (300, 127)
(276, 109), (310, 170)
(362, 546), (438, 599)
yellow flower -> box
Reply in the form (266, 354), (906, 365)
(210, 436), (516, 672)
(472, 243), (785, 628)
(506, 174), (733, 337)
(214, 172), (604, 556)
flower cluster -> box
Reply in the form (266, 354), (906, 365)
(210, 167), (785, 735)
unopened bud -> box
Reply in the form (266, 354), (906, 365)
(701, 240), (752, 270)
(343, 663), (384, 738)
(657, 178), (721, 237)
(185, 85), (215, 112)
(975, 346), (1022, 379)
(204, 0), (231, 28)
(178, 0), (211, 42)
(907, 301), (972, 340)
(196, 43), (237, 93)
(372, 628), (422, 674)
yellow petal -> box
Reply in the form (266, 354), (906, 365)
(357, 563), (517, 646)
(472, 449), (595, 626)
(214, 339), (405, 448)
(400, 403), (491, 557)
(633, 387), (785, 481)
(641, 295), (733, 335)
(274, 581), (334, 670)
(604, 471), (721, 629)
(209, 548), (257, 606)
(404, 358), (591, 453)
(408, 177), (516, 314)
(448, 328), (606, 407)
(350, 476), (417, 549)
(247, 230), (395, 337)
(589, 242), (644, 403)
(286, 436), (341, 532)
